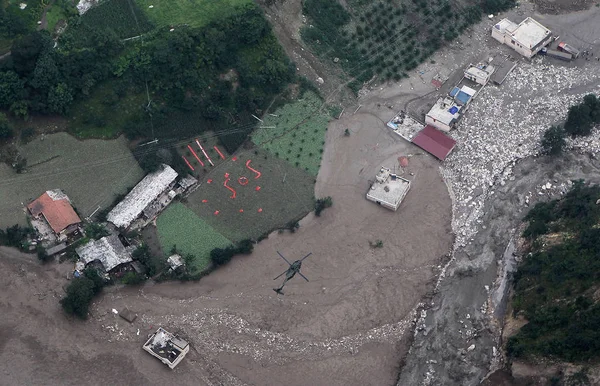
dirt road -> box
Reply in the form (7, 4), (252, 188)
(0, 95), (452, 385)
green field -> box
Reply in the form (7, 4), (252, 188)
(45, 4), (68, 33)
(0, 133), (144, 228)
(185, 148), (315, 241)
(156, 203), (231, 271)
(134, 0), (252, 28)
(75, 0), (152, 39)
(251, 91), (329, 176)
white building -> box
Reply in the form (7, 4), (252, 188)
(366, 167), (411, 211)
(143, 328), (190, 369)
(491, 17), (552, 58)
(425, 97), (461, 132)
(107, 164), (178, 228)
(464, 63), (496, 85)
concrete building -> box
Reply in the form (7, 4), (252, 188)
(464, 63), (496, 85)
(27, 190), (81, 241)
(76, 234), (133, 272)
(425, 97), (462, 132)
(491, 17), (552, 58)
(143, 327), (190, 369)
(386, 111), (424, 141)
(366, 167), (411, 211)
(107, 165), (178, 229)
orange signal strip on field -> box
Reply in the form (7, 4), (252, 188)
(182, 156), (194, 171)
(187, 144), (205, 167)
(214, 146), (226, 160)
(195, 139), (214, 166)
(245, 160), (262, 179)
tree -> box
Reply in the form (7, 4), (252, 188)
(11, 31), (52, 77)
(541, 125), (566, 156)
(84, 223), (110, 240)
(583, 94), (600, 123)
(0, 113), (13, 140)
(210, 246), (235, 266)
(564, 104), (593, 137)
(60, 277), (97, 319)
(315, 196), (333, 216)
(0, 71), (26, 109)
(47, 83), (73, 114)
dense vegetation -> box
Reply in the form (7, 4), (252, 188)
(564, 94), (600, 137)
(0, 224), (33, 250)
(301, 0), (516, 92)
(508, 181), (600, 361)
(0, 2), (294, 154)
(60, 268), (106, 319)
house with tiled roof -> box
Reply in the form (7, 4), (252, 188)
(27, 190), (81, 239)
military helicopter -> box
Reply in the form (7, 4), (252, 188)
(272, 251), (312, 295)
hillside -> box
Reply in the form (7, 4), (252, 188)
(508, 181), (600, 362)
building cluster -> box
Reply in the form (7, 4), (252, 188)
(25, 164), (197, 276)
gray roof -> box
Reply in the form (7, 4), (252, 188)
(76, 235), (132, 272)
(107, 165), (178, 228)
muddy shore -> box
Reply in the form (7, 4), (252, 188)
(397, 152), (600, 385)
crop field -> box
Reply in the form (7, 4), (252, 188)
(72, 0), (153, 39)
(134, 0), (252, 29)
(45, 5), (67, 33)
(156, 203), (231, 271)
(251, 91), (330, 176)
(185, 148), (315, 241)
(0, 133), (144, 229)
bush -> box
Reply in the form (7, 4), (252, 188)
(60, 268), (105, 319)
(122, 271), (146, 285)
(541, 125), (566, 156)
(0, 112), (14, 140)
(210, 239), (254, 267)
(0, 224), (34, 249)
(84, 223), (109, 240)
(37, 246), (52, 263)
(314, 196), (333, 216)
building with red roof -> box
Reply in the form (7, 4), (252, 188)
(27, 190), (81, 236)
(411, 125), (457, 161)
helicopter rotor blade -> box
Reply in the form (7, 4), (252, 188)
(277, 251), (292, 266)
(298, 272), (310, 282)
(273, 269), (287, 280)
(299, 252), (312, 262)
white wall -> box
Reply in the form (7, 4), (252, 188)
(425, 115), (451, 132)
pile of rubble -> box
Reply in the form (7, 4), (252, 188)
(442, 58), (600, 250)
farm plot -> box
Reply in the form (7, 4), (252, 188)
(251, 91), (330, 176)
(69, 0), (153, 40)
(0, 133), (144, 228)
(185, 148), (315, 241)
(134, 0), (252, 29)
(156, 203), (231, 272)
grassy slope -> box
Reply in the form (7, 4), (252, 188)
(156, 202), (231, 271)
(0, 132), (144, 228)
(134, 0), (251, 28)
(251, 91), (329, 176)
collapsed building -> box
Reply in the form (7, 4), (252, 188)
(142, 327), (190, 369)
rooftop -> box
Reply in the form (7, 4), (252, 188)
(387, 111), (424, 141)
(426, 97), (461, 125)
(511, 17), (551, 48)
(411, 125), (457, 161)
(143, 327), (189, 369)
(27, 190), (81, 234)
(107, 165), (178, 228)
(76, 234), (132, 272)
(366, 168), (411, 210)
(494, 18), (518, 34)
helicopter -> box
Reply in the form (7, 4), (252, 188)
(272, 251), (312, 295)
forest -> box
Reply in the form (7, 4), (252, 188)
(508, 181), (600, 361)
(0, 1), (294, 153)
